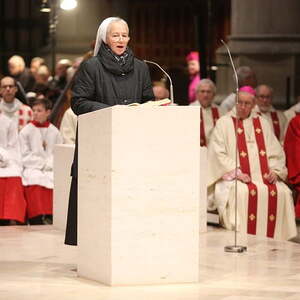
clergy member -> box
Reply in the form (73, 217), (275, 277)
(253, 84), (287, 143)
(208, 90), (297, 240)
(190, 78), (225, 147)
(19, 98), (63, 224)
(186, 51), (200, 104)
(284, 114), (300, 219)
(0, 76), (32, 131)
(0, 111), (26, 225)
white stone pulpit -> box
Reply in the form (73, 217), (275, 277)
(77, 105), (203, 286)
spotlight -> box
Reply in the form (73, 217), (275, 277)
(60, 0), (77, 10)
(40, 0), (51, 13)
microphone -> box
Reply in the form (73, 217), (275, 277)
(144, 59), (174, 104)
(220, 39), (247, 254)
(220, 39), (239, 104)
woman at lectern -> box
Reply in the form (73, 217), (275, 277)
(64, 17), (154, 246)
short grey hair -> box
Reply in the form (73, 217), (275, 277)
(236, 66), (254, 83)
(255, 84), (274, 96)
(196, 78), (216, 94)
(8, 55), (25, 70)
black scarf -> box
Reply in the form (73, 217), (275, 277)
(98, 42), (134, 75)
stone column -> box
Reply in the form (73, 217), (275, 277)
(216, 0), (300, 107)
(55, 0), (111, 61)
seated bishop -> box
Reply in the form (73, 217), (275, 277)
(207, 89), (297, 240)
(190, 79), (225, 147)
(253, 84), (287, 144)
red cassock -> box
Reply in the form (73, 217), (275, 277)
(284, 114), (300, 218)
(0, 177), (26, 223)
(24, 185), (53, 219)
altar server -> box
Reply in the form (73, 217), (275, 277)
(19, 98), (63, 224)
(0, 112), (26, 224)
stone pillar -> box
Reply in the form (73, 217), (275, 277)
(216, 0), (300, 107)
(55, 0), (111, 61)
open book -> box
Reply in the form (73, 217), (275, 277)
(128, 98), (171, 107)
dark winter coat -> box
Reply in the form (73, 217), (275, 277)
(71, 43), (154, 115)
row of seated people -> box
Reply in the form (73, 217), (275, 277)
(59, 73), (300, 241)
(58, 72), (300, 242)
(0, 74), (170, 225)
(0, 76), (62, 225)
(4, 54), (83, 106)
(191, 77), (299, 241)
(1, 66), (300, 241)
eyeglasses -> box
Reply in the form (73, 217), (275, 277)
(237, 101), (253, 107)
(1, 84), (16, 89)
(110, 35), (130, 42)
(257, 95), (271, 99)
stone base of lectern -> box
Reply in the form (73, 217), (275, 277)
(78, 105), (201, 286)
(53, 144), (75, 231)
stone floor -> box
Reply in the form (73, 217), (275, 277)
(0, 225), (300, 300)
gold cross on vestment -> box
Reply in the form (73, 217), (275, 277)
(240, 151), (247, 158)
(270, 190), (276, 197)
(237, 128), (243, 134)
(250, 189), (256, 196)
(260, 150), (266, 156)
(255, 128), (262, 134)
(249, 214), (256, 221)
(269, 214), (275, 222)
(273, 120), (279, 124)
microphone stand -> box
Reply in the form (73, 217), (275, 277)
(144, 60), (174, 104)
(221, 39), (247, 253)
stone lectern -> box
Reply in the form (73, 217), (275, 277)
(77, 105), (203, 286)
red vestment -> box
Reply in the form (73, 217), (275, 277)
(284, 114), (300, 218)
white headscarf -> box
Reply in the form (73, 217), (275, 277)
(93, 17), (128, 56)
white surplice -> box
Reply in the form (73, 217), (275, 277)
(284, 102), (300, 123)
(207, 109), (297, 240)
(253, 105), (287, 143)
(0, 98), (32, 131)
(190, 102), (226, 146)
(220, 92), (236, 112)
(0, 113), (22, 177)
(60, 107), (77, 144)
(19, 122), (63, 189)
